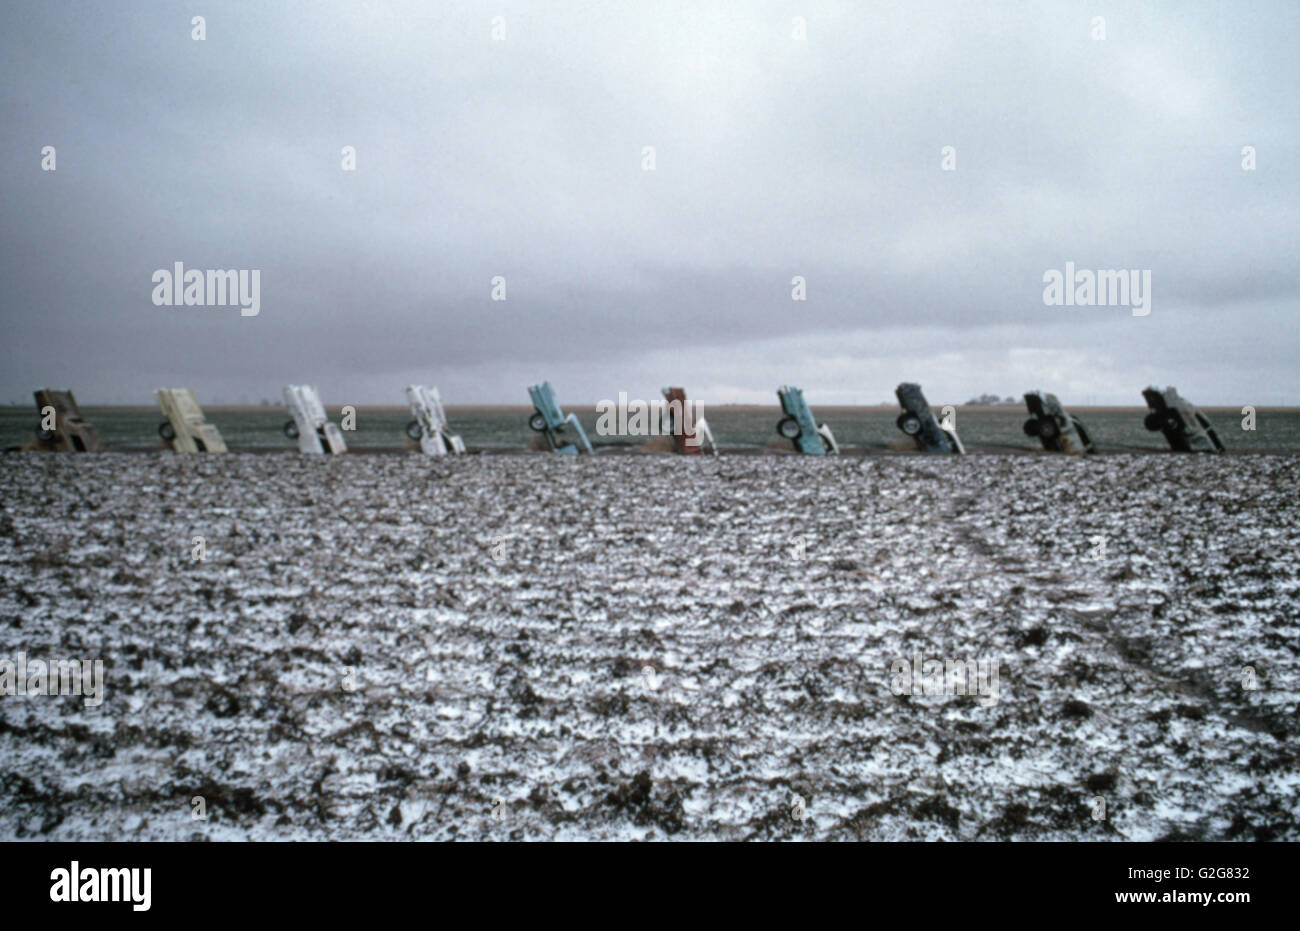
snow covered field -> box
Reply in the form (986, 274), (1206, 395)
(1, 452), (1297, 841)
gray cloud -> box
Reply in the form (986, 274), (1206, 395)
(1, 0), (1297, 406)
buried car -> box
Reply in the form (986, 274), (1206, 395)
(1142, 386), (1224, 452)
(661, 386), (717, 455)
(527, 381), (593, 454)
(1023, 391), (1094, 454)
(29, 389), (104, 452)
(405, 385), (465, 455)
(282, 385), (348, 455)
(895, 383), (963, 454)
(775, 386), (838, 454)
(156, 388), (227, 453)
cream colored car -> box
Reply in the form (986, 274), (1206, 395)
(155, 388), (227, 453)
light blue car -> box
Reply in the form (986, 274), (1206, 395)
(527, 381), (593, 454)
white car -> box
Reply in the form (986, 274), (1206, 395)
(282, 385), (347, 454)
(405, 385), (465, 455)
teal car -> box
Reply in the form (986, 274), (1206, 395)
(775, 386), (839, 454)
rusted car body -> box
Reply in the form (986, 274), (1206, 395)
(661, 387), (717, 455)
(30, 389), (103, 452)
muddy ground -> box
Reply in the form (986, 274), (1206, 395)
(0, 452), (1296, 840)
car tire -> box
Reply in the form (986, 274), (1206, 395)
(777, 416), (801, 439)
(1143, 412), (1163, 431)
(283, 420), (300, 440)
(1164, 412), (1181, 432)
(1038, 419), (1059, 440)
(1023, 419), (1040, 437)
(159, 422), (175, 441)
(528, 412), (547, 432)
(897, 413), (922, 436)
(405, 420), (423, 441)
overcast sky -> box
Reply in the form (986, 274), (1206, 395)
(1, 1), (1296, 407)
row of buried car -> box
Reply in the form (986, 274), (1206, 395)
(15, 382), (1226, 456)
(766, 382), (1224, 456)
(885, 383), (1224, 454)
(18, 386), (466, 456)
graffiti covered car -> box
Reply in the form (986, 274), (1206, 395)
(1142, 386), (1224, 452)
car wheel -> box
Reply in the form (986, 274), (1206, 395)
(528, 412), (547, 432)
(777, 416), (801, 439)
(283, 420), (300, 440)
(1037, 419), (1059, 440)
(1143, 412), (1163, 431)
(159, 422), (175, 441)
(1023, 419), (1040, 437)
(897, 413), (922, 436)
(1164, 412), (1181, 432)
(405, 420), (423, 441)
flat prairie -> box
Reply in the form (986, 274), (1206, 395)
(0, 453), (1296, 840)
